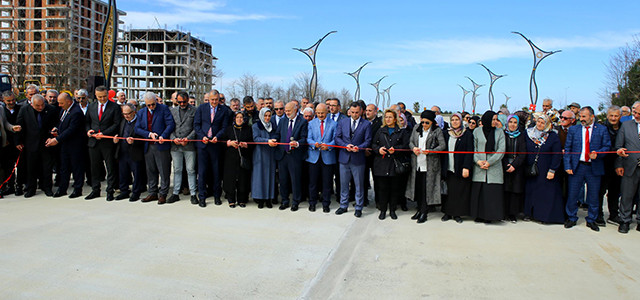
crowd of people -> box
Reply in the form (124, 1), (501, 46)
(1, 85), (640, 234)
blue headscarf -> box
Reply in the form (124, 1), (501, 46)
(505, 114), (521, 138)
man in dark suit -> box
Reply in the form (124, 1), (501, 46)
(327, 98), (347, 202)
(114, 103), (145, 202)
(334, 102), (371, 217)
(0, 91), (23, 196)
(615, 101), (640, 233)
(85, 85), (122, 201)
(135, 92), (175, 205)
(364, 103), (382, 207)
(194, 89), (229, 207)
(564, 106), (611, 232)
(269, 101), (308, 211)
(16, 94), (57, 197)
(45, 92), (85, 198)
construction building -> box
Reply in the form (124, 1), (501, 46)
(111, 28), (217, 102)
(0, 0), (125, 91)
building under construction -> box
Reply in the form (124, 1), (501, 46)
(112, 29), (217, 102)
(0, 0), (125, 90)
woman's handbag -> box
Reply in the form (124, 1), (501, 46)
(383, 132), (409, 174)
(525, 145), (542, 177)
(234, 128), (251, 170)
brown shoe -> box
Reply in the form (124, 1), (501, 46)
(142, 194), (158, 203)
(158, 195), (166, 205)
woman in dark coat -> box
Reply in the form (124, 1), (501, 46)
(221, 111), (253, 207)
(503, 114), (527, 222)
(372, 109), (410, 220)
(468, 116), (479, 131)
(251, 108), (276, 208)
(470, 111), (506, 223)
(523, 113), (564, 224)
(441, 113), (473, 223)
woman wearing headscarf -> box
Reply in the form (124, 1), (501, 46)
(523, 113), (564, 224)
(251, 108), (277, 208)
(405, 110), (446, 223)
(441, 113), (473, 223)
(496, 114), (508, 129)
(372, 109), (410, 220)
(468, 116), (480, 131)
(470, 111), (506, 223)
(221, 111), (254, 208)
(502, 114), (527, 222)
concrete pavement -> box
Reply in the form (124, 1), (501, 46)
(1, 190), (640, 299)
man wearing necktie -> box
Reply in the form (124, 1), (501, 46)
(15, 94), (56, 198)
(194, 90), (229, 207)
(45, 93), (85, 198)
(85, 86), (122, 201)
(615, 101), (640, 233)
(269, 101), (308, 211)
(327, 98), (347, 202)
(306, 103), (337, 213)
(564, 106), (610, 232)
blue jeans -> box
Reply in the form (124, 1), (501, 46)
(171, 149), (197, 196)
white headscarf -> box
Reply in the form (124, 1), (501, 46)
(259, 107), (272, 132)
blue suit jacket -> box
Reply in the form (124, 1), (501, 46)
(306, 117), (337, 165)
(563, 122), (611, 176)
(56, 102), (85, 152)
(273, 115), (308, 161)
(134, 103), (176, 153)
(335, 117), (371, 166)
(193, 103), (229, 150)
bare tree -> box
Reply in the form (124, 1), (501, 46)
(602, 34), (640, 105)
(232, 73), (260, 99)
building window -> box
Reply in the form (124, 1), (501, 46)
(1, 32), (9, 39)
(1, 54), (9, 62)
(0, 43), (9, 50)
(0, 21), (9, 28)
(1, 10), (10, 17)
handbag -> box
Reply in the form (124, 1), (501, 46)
(234, 127), (251, 170)
(525, 144), (542, 177)
(383, 131), (409, 174)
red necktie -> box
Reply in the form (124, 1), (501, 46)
(98, 103), (104, 121)
(584, 126), (590, 162)
(320, 120), (324, 138)
(147, 110), (153, 131)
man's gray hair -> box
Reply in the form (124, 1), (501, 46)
(26, 84), (39, 92)
(275, 100), (284, 105)
(209, 89), (219, 96)
(633, 101), (640, 109)
(123, 103), (137, 112)
(31, 94), (45, 104)
(76, 89), (88, 97)
(116, 91), (126, 97)
(607, 105), (621, 114)
(142, 91), (157, 102)
(127, 99), (138, 106)
(303, 107), (314, 115)
(46, 89), (59, 96)
(2, 90), (15, 98)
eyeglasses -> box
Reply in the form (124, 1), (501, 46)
(220, 97), (225, 100)
(421, 121), (431, 125)
(177, 100), (187, 104)
(76, 97), (86, 99)
(274, 107), (284, 111)
(559, 116), (574, 120)
(146, 103), (156, 108)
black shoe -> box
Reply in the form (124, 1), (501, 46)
(335, 207), (347, 215)
(411, 211), (420, 220)
(291, 204), (299, 211)
(354, 210), (362, 218)
(115, 192), (130, 200)
(441, 214), (452, 222)
(214, 197), (222, 205)
(190, 195), (198, 204)
(239, 203), (246, 208)
(595, 217), (606, 227)
(2, 186), (15, 196)
(167, 194), (180, 204)
(564, 220), (577, 229)
(309, 204), (316, 212)
(53, 190), (67, 198)
(508, 216), (517, 223)
(24, 190), (35, 198)
(636, 224), (640, 232)
(389, 211), (397, 220)
(198, 197), (207, 208)
(607, 216), (621, 226)
(266, 201), (273, 209)
(85, 191), (100, 200)
(106, 193), (114, 201)
(272, 198), (278, 204)
(44, 190), (53, 197)
(586, 222), (600, 232)
(69, 189), (82, 199)
(454, 216), (463, 223)
(378, 211), (386, 220)
(15, 186), (23, 196)
(323, 206), (330, 213)
(129, 193), (140, 202)
(618, 223), (630, 234)
(258, 201), (264, 209)
(279, 204), (290, 210)
(523, 216), (532, 222)
(417, 213), (428, 223)
(400, 203), (408, 211)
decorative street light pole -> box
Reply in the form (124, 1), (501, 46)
(466, 77), (484, 114)
(478, 63), (506, 111)
(293, 31), (337, 102)
(370, 76), (387, 109)
(345, 62), (371, 102)
(458, 84), (470, 113)
(100, 0), (118, 89)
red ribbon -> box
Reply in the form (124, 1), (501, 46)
(0, 149), (22, 192)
